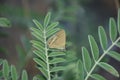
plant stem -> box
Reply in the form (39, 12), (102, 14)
(44, 30), (51, 80)
(85, 37), (120, 80)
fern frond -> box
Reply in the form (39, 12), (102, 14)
(0, 60), (28, 80)
(80, 10), (120, 80)
(31, 12), (65, 80)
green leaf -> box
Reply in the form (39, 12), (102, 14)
(0, 18), (11, 27)
(30, 27), (43, 37)
(2, 60), (9, 78)
(33, 19), (43, 31)
(88, 35), (99, 61)
(31, 40), (44, 48)
(32, 45), (45, 54)
(109, 18), (117, 42)
(91, 74), (106, 80)
(76, 60), (84, 80)
(48, 52), (65, 57)
(47, 28), (60, 38)
(31, 32), (44, 43)
(11, 65), (18, 80)
(22, 70), (28, 80)
(33, 50), (46, 62)
(117, 9), (120, 33)
(98, 62), (119, 77)
(38, 67), (48, 79)
(49, 58), (66, 64)
(32, 42), (45, 52)
(47, 22), (59, 31)
(31, 40), (45, 50)
(50, 66), (65, 72)
(82, 47), (91, 72)
(98, 26), (108, 50)
(33, 58), (47, 70)
(44, 12), (51, 27)
(108, 51), (120, 61)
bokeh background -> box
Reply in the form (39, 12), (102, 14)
(0, 0), (120, 80)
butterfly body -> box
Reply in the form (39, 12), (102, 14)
(47, 29), (66, 49)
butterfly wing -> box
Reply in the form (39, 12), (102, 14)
(48, 29), (66, 49)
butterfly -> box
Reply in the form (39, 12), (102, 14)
(47, 29), (66, 49)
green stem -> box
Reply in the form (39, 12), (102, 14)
(44, 30), (51, 80)
(85, 37), (120, 80)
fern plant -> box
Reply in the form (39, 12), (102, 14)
(0, 59), (28, 80)
(0, 9), (120, 80)
(76, 10), (120, 80)
(30, 12), (66, 80)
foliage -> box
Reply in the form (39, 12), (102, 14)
(75, 10), (120, 80)
(0, 59), (28, 80)
(0, 18), (11, 27)
(0, 9), (120, 80)
(30, 11), (120, 80)
(30, 12), (66, 80)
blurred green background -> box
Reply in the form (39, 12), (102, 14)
(0, 0), (120, 80)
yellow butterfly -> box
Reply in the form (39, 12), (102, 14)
(47, 29), (66, 49)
